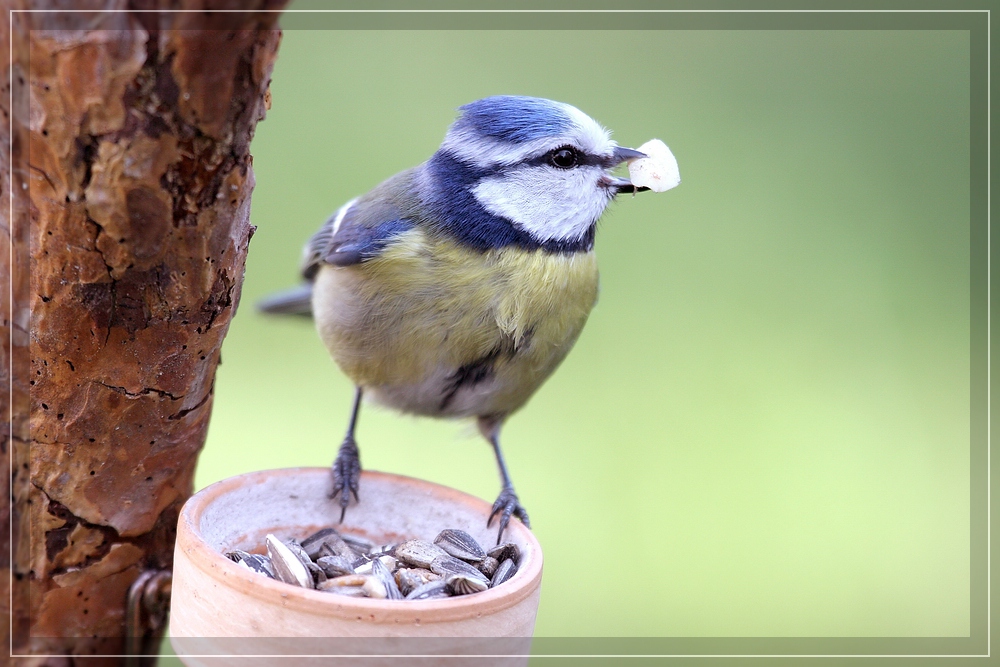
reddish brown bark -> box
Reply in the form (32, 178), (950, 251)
(5, 2), (286, 663)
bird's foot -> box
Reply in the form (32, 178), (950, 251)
(487, 486), (530, 544)
(330, 436), (361, 522)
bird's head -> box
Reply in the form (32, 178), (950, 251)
(423, 95), (646, 252)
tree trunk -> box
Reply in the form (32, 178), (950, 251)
(4, 2), (286, 662)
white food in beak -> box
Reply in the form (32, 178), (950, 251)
(627, 139), (681, 193)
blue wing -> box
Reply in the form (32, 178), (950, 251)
(261, 172), (418, 317)
(324, 218), (414, 267)
(301, 199), (414, 279)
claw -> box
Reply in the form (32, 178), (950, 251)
(330, 435), (361, 522)
(487, 487), (530, 544)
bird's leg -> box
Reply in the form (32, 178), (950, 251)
(331, 386), (363, 522)
(478, 416), (531, 544)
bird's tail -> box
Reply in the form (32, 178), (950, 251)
(257, 283), (314, 317)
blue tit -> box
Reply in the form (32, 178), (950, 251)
(260, 95), (652, 542)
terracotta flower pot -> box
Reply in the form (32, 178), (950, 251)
(169, 468), (543, 666)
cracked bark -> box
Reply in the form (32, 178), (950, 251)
(6, 2), (287, 663)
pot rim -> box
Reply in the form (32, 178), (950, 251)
(176, 467), (543, 624)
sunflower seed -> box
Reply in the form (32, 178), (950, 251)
(265, 534), (312, 588)
(477, 556), (499, 579)
(354, 554), (396, 575)
(233, 553), (275, 579)
(283, 539), (314, 569)
(396, 567), (439, 583)
(490, 558), (517, 588)
(324, 585), (367, 597)
(341, 533), (375, 554)
(362, 575), (387, 599)
(305, 560), (327, 585)
(372, 556), (403, 600)
(394, 539), (448, 568)
(350, 554), (373, 572)
(320, 573), (367, 588)
(395, 569), (424, 597)
(317, 544), (348, 561)
(244, 528), (520, 600)
(434, 529), (486, 562)
(446, 573), (490, 596)
(487, 542), (520, 565)
(302, 526), (339, 544)
(316, 554), (355, 577)
(405, 579), (451, 600)
(320, 543), (358, 561)
(430, 555), (489, 583)
(301, 527), (349, 559)
(394, 567), (441, 595)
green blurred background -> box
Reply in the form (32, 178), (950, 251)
(189, 26), (970, 638)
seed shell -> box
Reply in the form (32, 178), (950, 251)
(395, 569), (424, 597)
(265, 534), (312, 588)
(477, 556), (499, 579)
(434, 529), (486, 562)
(341, 534), (375, 555)
(283, 539), (314, 569)
(487, 542), (521, 565)
(301, 527), (349, 559)
(301, 526), (340, 544)
(305, 560), (327, 585)
(372, 544), (396, 557)
(362, 575), (387, 599)
(397, 567), (439, 582)
(351, 554), (373, 572)
(395, 568), (440, 595)
(316, 555), (355, 577)
(490, 558), (517, 588)
(353, 554), (395, 575)
(446, 573), (489, 596)
(372, 555), (404, 600)
(405, 579), (451, 600)
(245, 524), (518, 600)
(394, 539), (448, 568)
(319, 542), (357, 561)
(323, 585), (367, 597)
(321, 574), (367, 588)
(430, 555), (489, 583)
(234, 553), (275, 579)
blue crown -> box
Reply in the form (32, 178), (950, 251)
(454, 96), (573, 144)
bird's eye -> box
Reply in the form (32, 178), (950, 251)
(549, 147), (578, 169)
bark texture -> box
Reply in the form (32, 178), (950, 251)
(5, 2), (286, 662)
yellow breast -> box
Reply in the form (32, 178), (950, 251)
(313, 227), (599, 418)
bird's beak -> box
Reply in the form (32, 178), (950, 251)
(604, 146), (650, 194)
(612, 146), (647, 164)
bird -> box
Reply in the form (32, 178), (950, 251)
(259, 95), (654, 543)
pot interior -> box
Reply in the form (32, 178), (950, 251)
(193, 468), (533, 568)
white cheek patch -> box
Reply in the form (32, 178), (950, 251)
(627, 139), (680, 192)
(472, 166), (611, 243)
